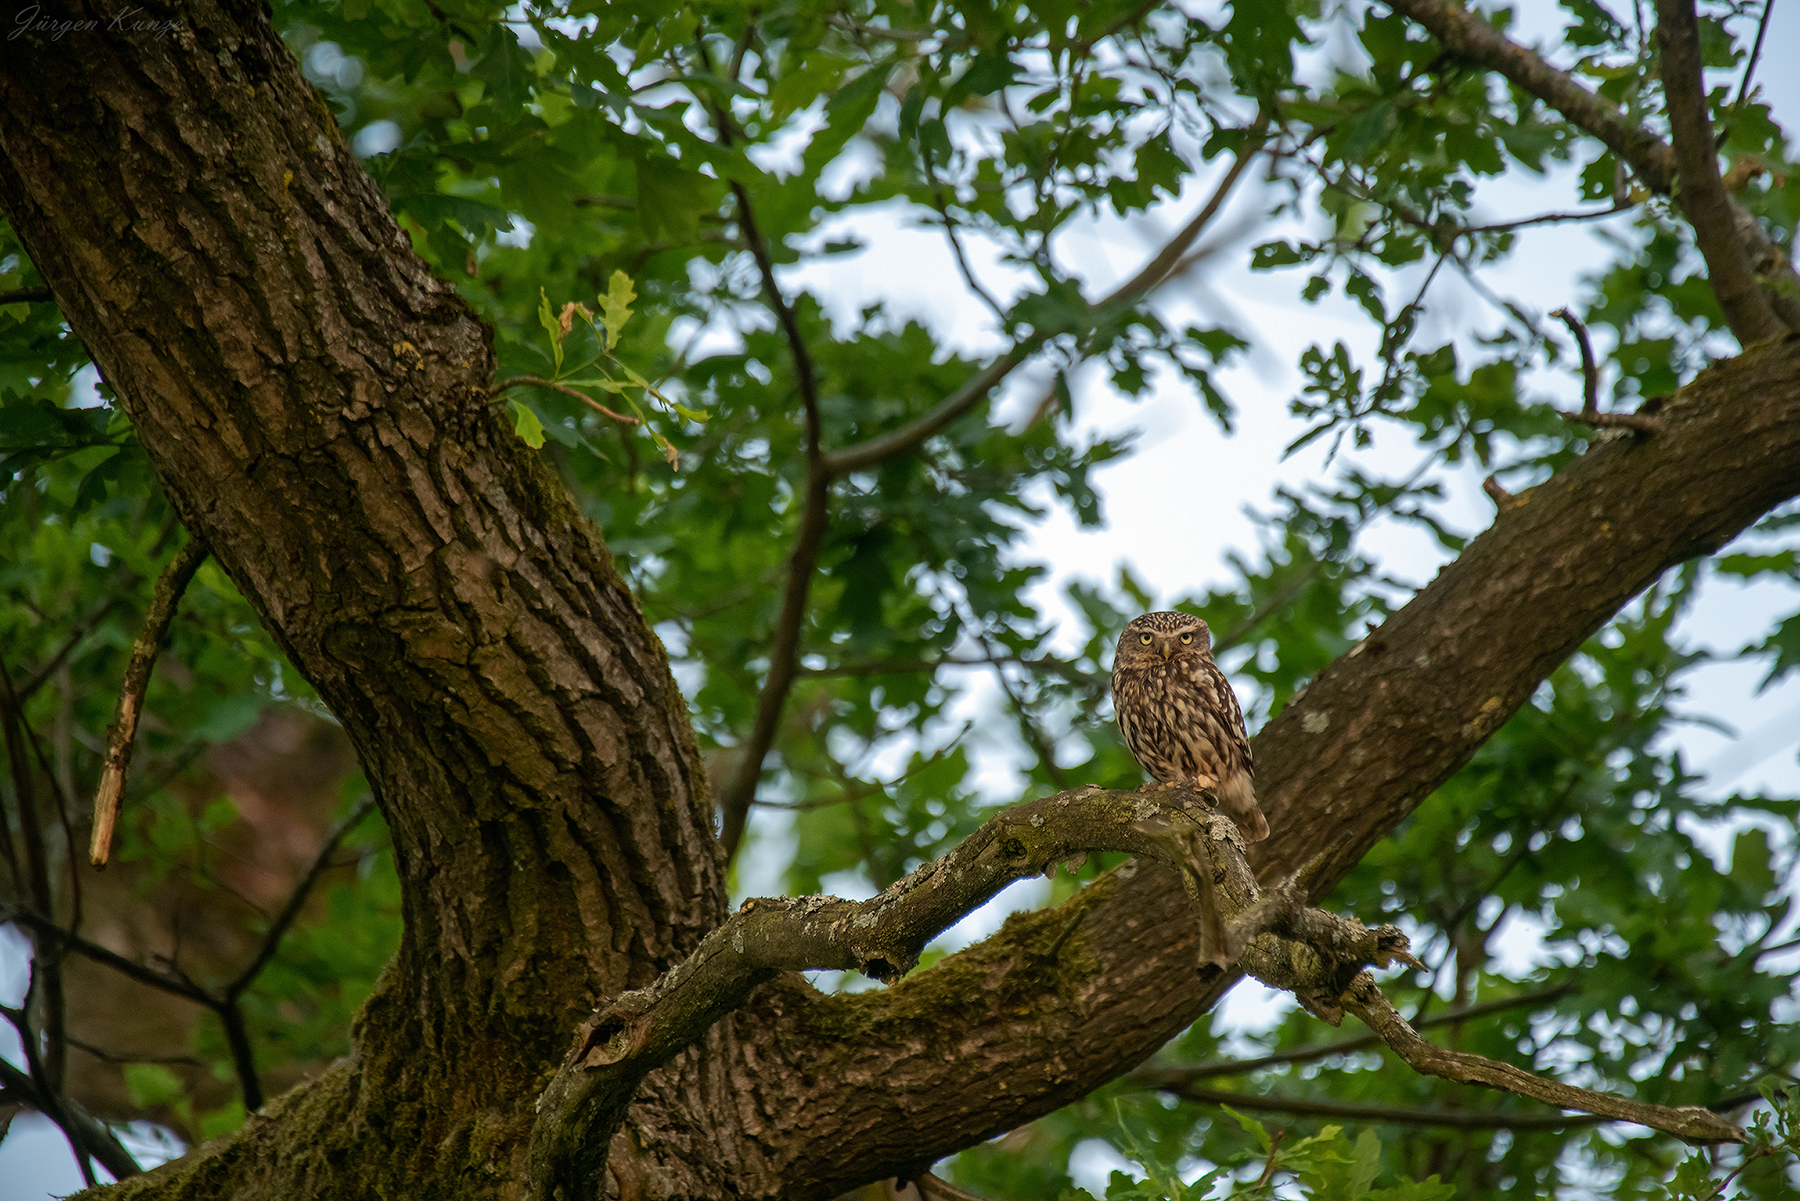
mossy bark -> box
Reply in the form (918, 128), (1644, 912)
(2, 4), (1799, 1200)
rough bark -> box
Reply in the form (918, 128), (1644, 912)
(0, 2), (726, 1195)
(1, 3), (1797, 1200)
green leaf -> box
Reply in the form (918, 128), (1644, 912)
(510, 400), (547, 448)
(1219, 1104), (1271, 1152)
(635, 152), (705, 243)
(600, 270), (637, 351)
(1730, 827), (1776, 897)
(472, 25), (535, 118)
(123, 1063), (184, 1109)
(537, 288), (564, 374)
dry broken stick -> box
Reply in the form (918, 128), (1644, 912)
(89, 535), (207, 867)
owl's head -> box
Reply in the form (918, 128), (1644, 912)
(1116, 610), (1213, 666)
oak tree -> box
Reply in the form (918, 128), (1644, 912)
(1, 0), (1798, 1198)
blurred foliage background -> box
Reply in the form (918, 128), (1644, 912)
(2, 0), (1798, 1196)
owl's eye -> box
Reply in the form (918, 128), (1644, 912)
(1179, 632), (1193, 644)
(1138, 633), (1153, 645)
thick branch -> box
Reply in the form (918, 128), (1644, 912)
(533, 764), (1737, 1197)
(1385, 0), (1800, 331)
(528, 786), (1283, 1199)
(1653, 0), (1784, 343)
(90, 535), (207, 867)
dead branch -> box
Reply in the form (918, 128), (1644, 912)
(1342, 976), (1744, 1144)
(1128, 983), (1577, 1083)
(90, 535), (207, 867)
(527, 786), (1281, 1200)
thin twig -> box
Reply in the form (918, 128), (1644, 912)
(1, 907), (213, 1006)
(1549, 306), (1663, 434)
(18, 710), (86, 941)
(0, 1054), (139, 1181)
(7, 793), (379, 1114)
(717, 112), (1276, 854)
(1653, 0), (1784, 344)
(962, 602), (1072, 791)
(1560, 408), (1663, 434)
(18, 597), (121, 702)
(91, 536), (208, 867)
(1148, 1080), (1742, 1130)
(714, 174), (831, 859)
(492, 377), (639, 424)
(220, 792), (378, 1109)
(1457, 199), (1639, 238)
(697, 30), (835, 859)
(1732, 0), (1776, 109)
(0, 286), (52, 305)
(1252, 1129), (1286, 1189)
(934, 193), (1009, 324)
(914, 1170), (993, 1201)
(1551, 307), (1600, 414)
(1130, 985), (1574, 1083)
(1386, 0), (1800, 330)
(823, 109), (1273, 479)
(796, 652), (1099, 689)
(0, 658), (70, 1093)
(226, 793), (378, 999)
(0, 664), (32, 892)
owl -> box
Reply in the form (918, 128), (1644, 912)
(1111, 611), (1269, 842)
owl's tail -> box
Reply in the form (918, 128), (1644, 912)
(1216, 773), (1270, 842)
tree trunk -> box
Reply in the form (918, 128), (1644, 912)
(2, 4), (1797, 1199)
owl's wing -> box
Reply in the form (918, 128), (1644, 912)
(1189, 658), (1251, 776)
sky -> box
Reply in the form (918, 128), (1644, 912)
(5, 0), (1800, 1195)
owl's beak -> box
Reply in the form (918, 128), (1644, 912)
(1160, 643), (1172, 661)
